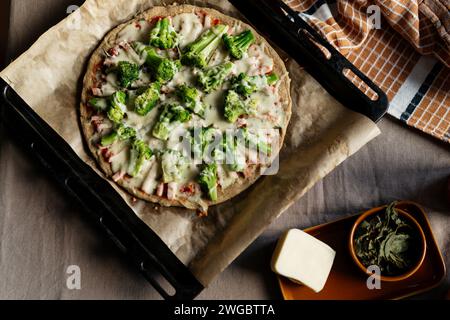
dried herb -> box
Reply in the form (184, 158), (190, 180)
(354, 202), (420, 276)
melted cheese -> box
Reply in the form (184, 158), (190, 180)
(209, 47), (229, 67)
(172, 13), (204, 48)
(217, 165), (239, 189)
(105, 42), (145, 67)
(167, 66), (197, 88)
(132, 70), (152, 88)
(97, 73), (119, 96)
(124, 103), (161, 131)
(234, 44), (274, 76)
(110, 141), (129, 173)
(91, 12), (284, 208)
(117, 20), (152, 43)
(203, 89), (231, 130)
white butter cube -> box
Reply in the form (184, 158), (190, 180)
(271, 229), (336, 293)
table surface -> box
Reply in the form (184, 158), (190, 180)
(1, 0), (449, 300)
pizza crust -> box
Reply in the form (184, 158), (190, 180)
(80, 4), (292, 210)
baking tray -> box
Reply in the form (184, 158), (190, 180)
(0, 80), (204, 300)
(0, 0), (389, 300)
(278, 201), (446, 300)
(230, 0), (389, 123)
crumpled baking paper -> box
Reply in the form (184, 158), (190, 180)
(0, 0), (380, 286)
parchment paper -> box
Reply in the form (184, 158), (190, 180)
(0, 0), (380, 286)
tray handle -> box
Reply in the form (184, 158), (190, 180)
(276, 0), (385, 99)
(229, 0), (389, 123)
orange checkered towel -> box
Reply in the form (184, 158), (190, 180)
(286, 0), (450, 142)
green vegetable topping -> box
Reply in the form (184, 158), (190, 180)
(266, 73), (279, 86)
(135, 44), (181, 83)
(230, 72), (279, 96)
(88, 97), (109, 111)
(222, 30), (255, 60)
(191, 128), (246, 172)
(127, 139), (153, 177)
(190, 127), (220, 162)
(242, 128), (272, 155)
(176, 85), (206, 117)
(107, 91), (127, 124)
(161, 150), (188, 183)
(224, 90), (257, 123)
(354, 201), (421, 276)
(117, 61), (140, 88)
(198, 163), (218, 201)
(134, 82), (161, 116)
(101, 124), (136, 146)
(149, 17), (179, 49)
(181, 24), (229, 68)
(152, 104), (192, 140)
(132, 41), (149, 59)
(197, 61), (234, 93)
(220, 134), (246, 172)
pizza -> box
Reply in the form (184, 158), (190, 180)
(80, 5), (292, 212)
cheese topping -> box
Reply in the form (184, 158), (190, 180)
(86, 11), (286, 211)
(172, 13), (204, 48)
(116, 20), (153, 43)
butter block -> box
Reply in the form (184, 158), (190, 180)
(271, 229), (336, 293)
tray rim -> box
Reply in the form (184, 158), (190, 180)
(0, 81), (205, 300)
(277, 200), (447, 300)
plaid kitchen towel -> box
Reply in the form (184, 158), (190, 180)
(285, 0), (450, 142)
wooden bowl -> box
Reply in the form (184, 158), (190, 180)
(349, 206), (427, 282)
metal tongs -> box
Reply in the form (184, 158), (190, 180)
(229, 0), (389, 122)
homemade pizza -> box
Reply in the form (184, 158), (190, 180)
(80, 5), (292, 212)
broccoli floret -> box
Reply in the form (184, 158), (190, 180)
(224, 90), (257, 123)
(198, 163), (218, 201)
(88, 97), (108, 111)
(226, 139), (245, 172)
(149, 17), (179, 49)
(181, 24), (229, 68)
(176, 85), (197, 104)
(230, 72), (280, 96)
(161, 150), (188, 183)
(101, 124), (136, 146)
(117, 61), (140, 88)
(132, 41), (148, 59)
(266, 73), (279, 85)
(141, 46), (181, 83)
(230, 73), (257, 96)
(127, 139), (153, 177)
(107, 91), (127, 124)
(134, 82), (161, 116)
(242, 128), (272, 155)
(217, 134), (246, 172)
(152, 104), (192, 140)
(190, 127), (220, 161)
(152, 120), (170, 141)
(222, 30), (255, 60)
(176, 85), (206, 117)
(197, 62), (234, 93)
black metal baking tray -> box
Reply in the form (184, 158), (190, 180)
(0, 0), (389, 301)
(0, 79), (204, 300)
(229, 0), (389, 122)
